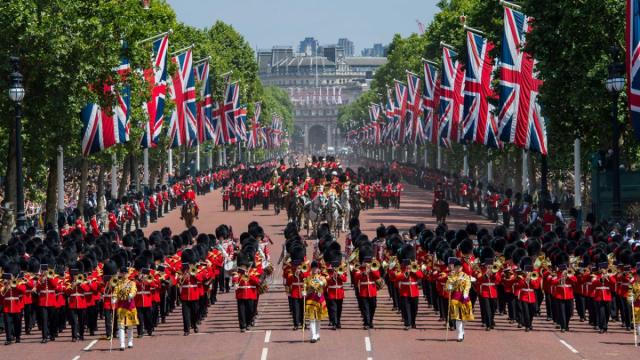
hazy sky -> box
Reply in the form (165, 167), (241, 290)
(166, 0), (439, 53)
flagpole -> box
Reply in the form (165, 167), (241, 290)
(110, 153), (118, 199)
(574, 138), (582, 226)
(421, 58), (438, 67)
(143, 148), (150, 190)
(168, 148), (173, 179)
(487, 150), (493, 184)
(463, 25), (485, 35)
(193, 56), (211, 65)
(522, 149), (529, 194)
(463, 145), (469, 177)
(499, 0), (522, 10)
(440, 41), (456, 51)
(437, 145), (442, 170)
(196, 144), (201, 172)
(170, 44), (195, 57)
(136, 29), (173, 45)
(57, 146), (65, 213)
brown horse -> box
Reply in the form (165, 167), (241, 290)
(181, 200), (197, 228)
(432, 199), (450, 225)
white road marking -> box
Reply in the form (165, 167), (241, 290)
(83, 339), (98, 351)
(260, 347), (269, 360)
(365, 336), (372, 352)
(72, 356), (81, 360)
(264, 330), (271, 343)
(559, 339), (579, 354)
(367, 358), (373, 360)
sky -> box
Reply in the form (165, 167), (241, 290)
(166, 0), (439, 53)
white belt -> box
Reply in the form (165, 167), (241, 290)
(621, 283), (630, 286)
(558, 285), (572, 288)
(399, 282), (417, 286)
(181, 285), (197, 289)
(360, 282), (375, 285)
(69, 294), (84, 297)
(138, 291), (150, 295)
(4, 297), (19, 300)
(40, 290), (55, 294)
(481, 283), (495, 287)
(596, 287), (610, 290)
(328, 285), (343, 289)
(238, 286), (256, 289)
(102, 295), (113, 299)
(291, 282), (304, 286)
(521, 289), (534, 292)
(83, 292), (93, 296)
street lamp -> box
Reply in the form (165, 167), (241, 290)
(606, 45), (625, 221)
(8, 56), (26, 233)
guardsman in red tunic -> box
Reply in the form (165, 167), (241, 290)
(178, 252), (205, 336)
(393, 246), (424, 330)
(89, 214), (101, 237)
(37, 265), (60, 343)
(542, 204), (556, 233)
(500, 189), (513, 229)
(285, 255), (310, 330)
(75, 217), (87, 236)
(137, 194), (147, 228)
(134, 266), (158, 338)
(222, 186), (231, 211)
(393, 182), (404, 209)
(354, 249), (381, 330)
(592, 261), (616, 333)
(476, 248), (500, 331)
(183, 186), (199, 218)
(549, 256), (577, 332)
(66, 266), (90, 342)
(148, 193), (157, 223)
(324, 253), (347, 330)
(233, 255), (260, 332)
(1, 270), (27, 345)
(515, 259), (542, 332)
(108, 210), (119, 233)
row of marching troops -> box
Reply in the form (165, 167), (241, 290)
(0, 219), (272, 348)
(278, 217), (640, 342)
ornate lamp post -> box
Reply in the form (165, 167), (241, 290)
(605, 46), (625, 221)
(8, 56), (26, 232)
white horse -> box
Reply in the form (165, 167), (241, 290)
(305, 195), (326, 238)
(326, 194), (343, 238)
(339, 188), (351, 232)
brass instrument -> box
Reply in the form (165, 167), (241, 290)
(348, 248), (360, 264)
(189, 264), (198, 277)
(606, 265), (617, 276)
(74, 274), (86, 284)
(336, 263), (347, 275)
(529, 271), (539, 281)
(108, 276), (120, 288)
(46, 269), (56, 278)
(10, 278), (18, 288)
(567, 268), (575, 277)
(145, 274), (155, 283)
(299, 262), (309, 273)
(371, 259), (381, 272)
(410, 261), (420, 273)
(491, 263), (502, 273)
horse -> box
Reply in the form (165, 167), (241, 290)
(272, 184), (282, 216)
(339, 188), (351, 232)
(432, 199), (450, 225)
(350, 190), (363, 221)
(326, 194), (343, 238)
(181, 200), (197, 228)
(305, 195), (326, 238)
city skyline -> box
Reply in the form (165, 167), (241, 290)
(166, 0), (438, 53)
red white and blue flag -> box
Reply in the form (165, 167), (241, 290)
(248, 102), (261, 149)
(422, 61), (440, 145)
(498, 7), (547, 155)
(141, 35), (169, 148)
(220, 81), (240, 144)
(168, 49), (197, 148)
(394, 81), (408, 144)
(627, 0), (640, 138)
(235, 105), (248, 143)
(462, 31), (501, 148)
(438, 47), (465, 147)
(196, 61), (215, 143)
(406, 72), (423, 144)
(368, 103), (382, 145)
(81, 43), (130, 156)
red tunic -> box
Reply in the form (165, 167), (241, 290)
(394, 268), (423, 297)
(354, 268), (381, 298)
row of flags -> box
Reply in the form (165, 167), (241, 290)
(347, 6), (547, 156)
(288, 86), (343, 106)
(80, 34), (284, 156)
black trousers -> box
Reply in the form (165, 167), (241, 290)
(69, 308), (86, 339)
(502, 212), (511, 229)
(23, 304), (34, 333)
(327, 299), (343, 326)
(181, 300), (199, 332)
(3, 313), (22, 341)
(104, 309), (116, 337)
(39, 306), (56, 340)
(361, 297), (377, 327)
(479, 297), (496, 328)
(223, 199), (229, 211)
(86, 305), (98, 334)
(596, 301), (611, 330)
(504, 293), (517, 321)
(619, 296), (632, 329)
(399, 296), (418, 327)
(520, 301), (536, 328)
(237, 299), (255, 330)
(586, 297), (596, 326)
(556, 299), (573, 330)
(137, 306), (153, 335)
(291, 298), (304, 327)
(575, 294), (586, 320)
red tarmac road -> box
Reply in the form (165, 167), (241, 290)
(8, 180), (640, 360)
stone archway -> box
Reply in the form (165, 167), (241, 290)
(307, 124), (327, 153)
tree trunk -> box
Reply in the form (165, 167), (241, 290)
(149, 158), (159, 191)
(4, 122), (16, 207)
(45, 157), (57, 227)
(131, 153), (140, 192)
(159, 156), (166, 188)
(78, 158), (89, 218)
(118, 155), (130, 200)
(97, 165), (105, 214)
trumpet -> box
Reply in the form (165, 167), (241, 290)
(74, 274), (86, 284)
(298, 262), (309, 273)
(336, 263), (347, 275)
(606, 265), (617, 276)
(189, 264), (199, 277)
(410, 261), (420, 273)
(371, 259), (381, 272)
(529, 271), (539, 281)
(491, 263), (502, 273)
(108, 276), (120, 288)
(46, 269), (56, 278)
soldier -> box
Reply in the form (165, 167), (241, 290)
(178, 249), (204, 336)
(222, 185), (231, 212)
(114, 265), (138, 350)
(66, 263), (90, 342)
(445, 257), (473, 342)
(354, 244), (380, 330)
(1, 264), (26, 345)
(233, 252), (260, 332)
(475, 248), (500, 331)
(148, 191), (157, 223)
(500, 189), (513, 229)
(137, 193), (147, 228)
(323, 242), (346, 330)
(285, 244), (309, 330)
(305, 261), (328, 343)
(393, 245), (423, 330)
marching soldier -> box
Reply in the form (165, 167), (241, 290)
(393, 245), (423, 330)
(354, 244), (380, 330)
(233, 253), (260, 332)
(323, 242), (346, 330)
(445, 257), (473, 342)
(114, 265), (138, 351)
(1, 264), (26, 345)
(285, 244), (309, 330)
(305, 261), (328, 343)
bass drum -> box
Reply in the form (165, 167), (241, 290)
(224, 259), (236, 272)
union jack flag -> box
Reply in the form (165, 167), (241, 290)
(422, 61), (440, 145)
(220, 81), (240, 144)
(247, 102), (261, 149)
(406, 72), (423, 144)
(462, 31), (501, 148)
(195, 61), (215, 143)
(438, 47), (465, 147)
(168, 49), (197, 148)
(383, 87), (396, 144)
(80, 43), (130, 156)
(368, 103), (382, 145)
(394, 81), (408, 144)
(141, 35), (169, 148)
(628, 0), (640, 138)
(498, 7), (547, 155)
(235, 105), (248, 143)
